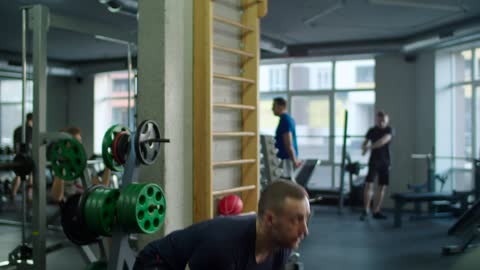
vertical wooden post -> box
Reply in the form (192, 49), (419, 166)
(193, 0), (213, 222)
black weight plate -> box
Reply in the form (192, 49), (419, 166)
(60, 193), (100, 246)
(135, 120), (161, 165)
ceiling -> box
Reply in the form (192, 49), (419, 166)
(0, 0), (137, 63)
(262, 0), (480, 57)
(1, 0), (480, 63)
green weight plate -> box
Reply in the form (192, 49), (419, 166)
(84, 187), (120, 236)
(102, 125), (130, 172)
(48, 138), (87, 181)
(117, 183), (166, 234)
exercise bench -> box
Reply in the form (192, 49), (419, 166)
(391, 192), (470, 228)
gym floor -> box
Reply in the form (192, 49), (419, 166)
(298, 206), (479, 270)
(0, 199), (478, 270)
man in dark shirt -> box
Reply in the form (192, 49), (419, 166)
(133, 180), (310, 270)
(11, 112), (33, 200)
(272, 97), (301, 181)
(360, 110), (393, 220)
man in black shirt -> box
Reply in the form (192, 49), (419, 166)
(133, 180), (310, 270)
(11, 112), (33, 200)
(360, 111), (393, 220)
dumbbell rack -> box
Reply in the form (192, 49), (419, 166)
(260, 135), (284, 185)
(193, 0), (268, 222)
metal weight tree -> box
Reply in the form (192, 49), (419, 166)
(22, 5), (135, 270)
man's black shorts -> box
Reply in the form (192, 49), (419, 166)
(365, 163), (390, 186)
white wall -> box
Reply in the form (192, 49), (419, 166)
(46, 76), (69, 132)
(375, 51), (435, 208)
(414, 52), (435, 187)
(67, 76), (95, 157)
(137, 0), (193, 246)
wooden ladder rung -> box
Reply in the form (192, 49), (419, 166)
(213, 15), (254, 32)
(213, 73), (255, 84)
(213, 103), (256, 110)
(213, 159), (256, 167)
(213, 44), (254, 58)
(213, 132), (255, 137)
(238, 211), (256, 216)
(212, 185), (256, 196)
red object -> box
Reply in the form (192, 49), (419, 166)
(218, 195), (243, 216)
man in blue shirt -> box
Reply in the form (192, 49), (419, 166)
(272, 97), (301, 180)
(133, 180), (310, 270)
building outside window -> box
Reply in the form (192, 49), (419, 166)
(94, 71), (135, 154)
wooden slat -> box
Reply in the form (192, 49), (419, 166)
(213, 44), (254, 58)
(213, 131), (255, 137)
(213, 73), (255, 84)
(258, 0), (268, 17)
(212, 185), (256, 196)
(213, 103), (256, 110)
(240, 0), (262, 214)
(238, 211), (256, 216)
(193, 0), (213, 223)
(213, 159), (256, 167)
(213, 15), (254, 32)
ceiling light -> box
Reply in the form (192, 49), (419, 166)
(368, 0), (466, 12)
(303, 0), (346, 26)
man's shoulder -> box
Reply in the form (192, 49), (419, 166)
(211, 215), (256, 229)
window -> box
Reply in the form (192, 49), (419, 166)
(260, 57), (376, 190)
(334, 91), (375, 163)
(435, 45), (480, 193)
(0, 79), (33, 146)
(259, 64), (287, 92)
(290, 62), (332, 90)
(335, 59), (375, 89)
(291, 95), (330, 160)
(94, 71), (135, 154)
(259, 95), (284, 136)
(452, 49), (472, 83)
(112, 78), (129, 92)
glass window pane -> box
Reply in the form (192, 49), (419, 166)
(334, 91), (375, 163)
(307, 165), (332, 190)
(0, 80), (33, 102)
(259, 96), (284, 135)
(259, 64), (287, 92)
(94, 71), (135, 154)
(289, 62), (332, 90)
(453, 85), (473, 159)
(335, 59), (375, 89)
(436, 87), (453, 159)
(476, 49), (480, 80)
(452, 49), (472, 82)
(291, 95), (330, 160)
(0, 105), (22, 145)
(477, 86), (480, 158)
(113, 78), (129, 92)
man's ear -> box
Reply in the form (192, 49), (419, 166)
(264, 210), (274, 226)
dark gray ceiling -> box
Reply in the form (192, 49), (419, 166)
(1, 0), (480, 63)
(0, 0), (137, 63)
(262, 0), (480, 56)
(262, 0), (480, 44)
